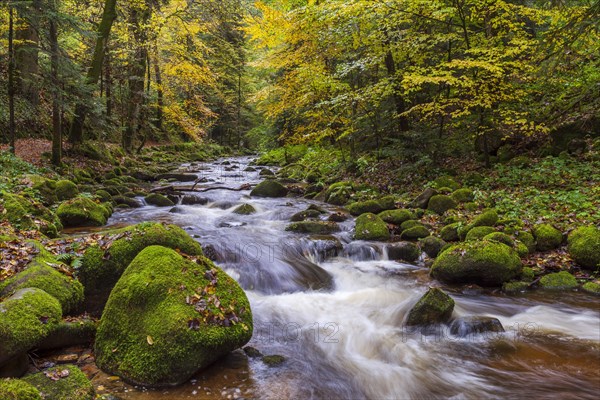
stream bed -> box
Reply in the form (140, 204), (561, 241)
(89, 157), (600, 399)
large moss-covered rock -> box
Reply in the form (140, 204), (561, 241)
(145, 193), (175, 207)
(55, 180), (79, 201)
(250, 180), (288, 198)
(465, 226), (496, 241)
(0, 379), (41, 400)
(56, 197), (111, 228)
(387, 242), (420, 263)
(431, 241), (522, 286)
(285, 221), (340, 235)
(470, 209), (499, 228)
(0, 288), (62, 366)
(32, 177), (58, 206)
(484, 232), (514, 247)
(354, 213), (390, 241)
(95, 246), (253, 387)
(515, 230), (536, 253)
(582, 282), (600, 295)
(347, 196), (395, 216)
(290, 209), (321, 222)
(23, 365), (94, 400)
(451, 188), (474, 203)
(420, 236), (447, 258)
(378, 209), (415, 225)
(0, 249), (84, 314)
(79, 223), (204, 299)
(38, 319), (97, 350)
(567, 226), (600, 270)
(400, 226), (430, 241)
(406, 288), (455, 326)
(539, 271), (578, 290)
(0, 193), (62, 238)
(440, 223), (461, 242)
(533, 224), (563, 251)
(427, 195), (457, 215)
(432, 176), (461, 191)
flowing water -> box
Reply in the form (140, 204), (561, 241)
(93, 157), (600, 399)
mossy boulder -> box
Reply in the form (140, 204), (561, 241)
(95, 246), (253, 387)
(440, 223), (461, 242)
(400, 220), (424, 231)
(514, 241), (529, 258)
(56, 197), (111, 228)
(145, 194), (175, 207)
(347, 196), (395, 216)
(285, 221), (340, 235)
(432, 176), (461, 191)
(582, 282), (600, 295)
(406, 288), (455, 326)
(22, 365), (94, 400)
(0, 193), (62, 238)
(451, 188), (474, 203)
(354, 213), (390, 241)
(515, 231), (536, 253)
(233, 204), (256, 215)
(420, 236), (447, 258)
(483, 232), (514, 247)
(323, 182), (354, 206)
(290, 209), (321, 222)
(502, 281), (530, 293)
(387, 242), (420, 263)
(427, 195), (457, 215)
(471, 209), (499, 228)
(401, 226), (430, 241)
(259, 168), (275, 177)
(32, 178), (58, 206)
(0, 288), (62, 365)
(55, 180), (79, 201)
(465, 227), (496, 241)
(408, 188), (437, 209)
(520, 267), (535, 282)
(431, 241), (522, 286)
(0, 250), (84, 314)
(378, 209), (414, 225)
(0, 379), (41, 400)
(38, 318), (97, 350)
(567, 226), (600, 270)
(95, 190), (112, 203)
(79, 223), (204, 302)
(250, 180), (288, 198)
(533, 224), (563, 252)
(539, 271), (578, 290)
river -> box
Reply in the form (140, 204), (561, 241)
(93, 156), (600, 399)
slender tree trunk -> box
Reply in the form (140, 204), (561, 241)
(8, 5), (16, 154)
(105, 45), (112, 119)
(49, 10), (61, 166)
(68, 0), (117, 145)
(15, 0), (41, 105)
(154, 43), (163, 131)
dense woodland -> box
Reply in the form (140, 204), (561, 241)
(0, 1), (599, 399)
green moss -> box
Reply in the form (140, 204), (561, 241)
(324, 182), (354, 205)
(0, 192), (62, 238)
(515, 231), (536, 253)
(113, 196), (141, 208)
(376, 209), (413, 225)
(95, 190), (112, 203)
(401, 226), (430, 241)
(427, 195), (458, 215)
(354, 213), (390, 241)
(451, 188), (474, 203)
(95, 246), (253, 387)
(465, 226), (496, 241)
(431, 241), (522, 286)
(399, 220), (422, 231)
(539, 271), (578, 290)
(0, 288), (62, 364)
(484, 232), (514, 247)
(463, 202), (478, 212)
(233, 204), (256, 215)
(533, 224), (563, 252)
(250, 180), (288, 198)
(0, 379), (41, 400)
(347, 196), (396, 216)
(567, 226), (600, 270)
(521, 267), (535, 282)
(420, 236), (447, 258)
(502, 281), (529, 293)
(515, 241), (529, 258)
(286, 221), (340, 235)
(432, 176), (461, 191)
(0, 251), (84, 314)
(290, 209), (321, 221)
(471, 209), (499, 228)
(55, 180), (79, 201)
(32, 178), (58, 205)
(262, 355), (286, 367)
(38, 318), (97, 350)
(56, 197), (110, 228)
(145, 194), (175, 207)
(406, 288), (455, 326)
(440, 223), (461, 242)
(582, 282), (600, 295)
(23, 365), (94, 400)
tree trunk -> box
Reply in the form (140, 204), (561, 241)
(68, 0), (117, 145)
(8, 5), (16, 153)
(105, 44), (112, 119)
(15, 0), (41, 105)
(384, 46), (409, 133)
(154, 44), (163, 131)
(49, 9), (61, 166)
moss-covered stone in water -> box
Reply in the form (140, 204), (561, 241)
(233, 204), (256, 215)
(113, 196), (142, 208)
(502, 281), (529, 293)
(451, 188), (474, 203)
(427, 195), (457, 215)
(285, 221), (340, 235)
(582, 282), (600, 295)
(533, 224), (563, 252)
(567, 226), (600, 270)
(378, 209), (414, 225)
(440, 223), (461, 242)
(23, 365), (94, 400)
(387, 242), (420, 263)
(250, 180), (288, 198)
(290, 209), (321, 222)
(55, 180), (79, 201)
(144, 193), (175, 207)
(484, 232), (514, 247)
(262, 355), (286, 367)
(420, 236), (447, 258)
(431, 241), (522, 286)
(539, 271), (578, 290)
(0, 250), (84, 314)
(406, 288), (455, 326)
(465, 226), (496, 241)
(95, 246), (253, 387)
(520, 267), (535, 282)
(56, 197), (110, 228)
(353, 213), (390, 241)
(0, 379), (41, 400)
(0, 288), (62, 365)
(401, 226), (430, 241)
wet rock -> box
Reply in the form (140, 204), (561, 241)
(112, 196), (142, 209)
(449, 316), (504, 337)
(23, 364), (95, 400)
(420, 236), (447, 258)
(250, 180), (288, 198)
(169, 206), (186, 214)
(219, 221), (248, 228)
(286, 221), (340, 235)
(539, 271), (578, 290)
(387, 242), (420, 263)
(400, 226), (430, 241)
(202, 244), (222, 263)
(290, 209), (322, 222)
(259, 169), (275, 177)
(181, 195), (209, 205)
(408, 188), (437, 209)
(244, 167), (256, 172)
(406, 288), (455, 326)
(309, 235), (343, 259)
(156, 173), (198, 182)
(233, 204), (256, 215)
(262, 355), (286, 367)
(144, 193), (175, 207)
(328, 212), (349, 222)
(502, 281), (529, 293)
(243, 347), (262, 358)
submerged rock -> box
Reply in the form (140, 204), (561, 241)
(387, 242), (420, 263)
(95, 246), (253, 387)
(406, 288), (455, 326)
(250, 180), (288, 198)
(262, 355), (286, 367)
(286, 221), (340, 235)
(23, 364), (95, 400)
(145, 193), (175, 207)
(233, 204), (256, 215)
(449, 316), (504, 337)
